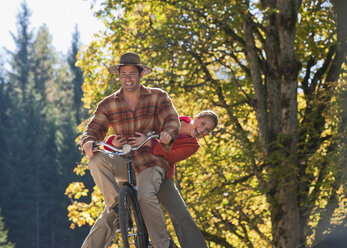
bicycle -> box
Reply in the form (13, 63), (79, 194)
(93, 132), (159, 248)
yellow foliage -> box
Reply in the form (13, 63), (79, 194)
(67, 0), (346, 247)
(65, 182), (89, 199)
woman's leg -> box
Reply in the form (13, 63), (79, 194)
(157, 178), (207, 248)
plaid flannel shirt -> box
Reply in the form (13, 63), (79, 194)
(81, 84), (180, 174)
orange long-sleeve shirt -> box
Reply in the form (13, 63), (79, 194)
(152, 136), (200, 178)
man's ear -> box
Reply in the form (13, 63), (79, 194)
(139, 71), (145, 79)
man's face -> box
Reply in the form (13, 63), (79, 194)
(118, 65), (142, 92)
(190, 117), (215, 138)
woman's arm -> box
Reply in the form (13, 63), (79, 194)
(152, 137), (200, 165)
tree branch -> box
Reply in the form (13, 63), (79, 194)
(200, 230), (236, 248)
(310, 45), (336, 92)
(302, 56), (315, 95)
(243, 15), (269, 149)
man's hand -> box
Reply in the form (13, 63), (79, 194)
(83, 141), (95, 159)
(128, 132), (149, 147)
(111, 134), (127, 147)
(159, 131), (172, 144)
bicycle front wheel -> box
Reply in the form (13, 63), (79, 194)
(118, 184), (148, 248)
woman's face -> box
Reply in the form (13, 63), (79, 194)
(190, 116), (215, 138)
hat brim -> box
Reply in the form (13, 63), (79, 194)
(108, 64), (152, 75)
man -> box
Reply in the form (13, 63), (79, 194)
(81, 52), (180, 248)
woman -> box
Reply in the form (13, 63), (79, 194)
(82, 110), (218, 248)
(149, 110), (218, 248)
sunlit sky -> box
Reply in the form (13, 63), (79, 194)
(0, 0), (105, 55)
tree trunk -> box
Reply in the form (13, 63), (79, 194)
(245, 0), (303, 247)
(270, 1), (303, 247)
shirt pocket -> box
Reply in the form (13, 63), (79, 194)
(139, 105), (156, 130)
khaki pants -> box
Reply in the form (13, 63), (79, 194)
(137, 166), (170, 248)
(81, 207), (117, 248)
(81, 176), (207, 248)
(86, 152), (170, 248)
(88, 152), (128, 210)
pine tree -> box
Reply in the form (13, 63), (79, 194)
(32, 24), (56, 98)
(0, 58), (11, 219)
(3, 4), (62, 247)
(2, 2), (90, 247)
(7, 1), (33, 101)
(67, 25), (85, 124)
(30, 24), (57, 248)
(1, 2), (36, 246)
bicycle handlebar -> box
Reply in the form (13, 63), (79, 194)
(93, 132), (160, 155)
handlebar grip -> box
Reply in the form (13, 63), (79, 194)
(92, 142), (97, 149)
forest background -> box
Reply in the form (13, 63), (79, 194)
(0, 0), (346, 248)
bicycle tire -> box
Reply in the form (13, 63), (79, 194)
(118, 184), (148, 248)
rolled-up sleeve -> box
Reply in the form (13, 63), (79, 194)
(157, 91), (180, 150)
(81, 102), (110, 148)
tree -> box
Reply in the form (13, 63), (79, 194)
(31, 24), (56, 97)
(7, 1), (33, 100)
(67, 25), (86, 124)
(1, 2), (37, 246)
(1, 2), (90, 247)
(0, 59), (12, 230)
(70, 0), (347, 247)
(0, 210), (14, 248)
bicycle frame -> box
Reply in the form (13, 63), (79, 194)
(93, 132), (160, 248)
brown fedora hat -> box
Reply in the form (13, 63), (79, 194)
(108, 52), (152, 75)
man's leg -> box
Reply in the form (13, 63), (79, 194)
(81, 207), (117, 248)
(137, 166), (170, 248)
(157, 178), (208, 248)
(88, 152), (128, 209)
